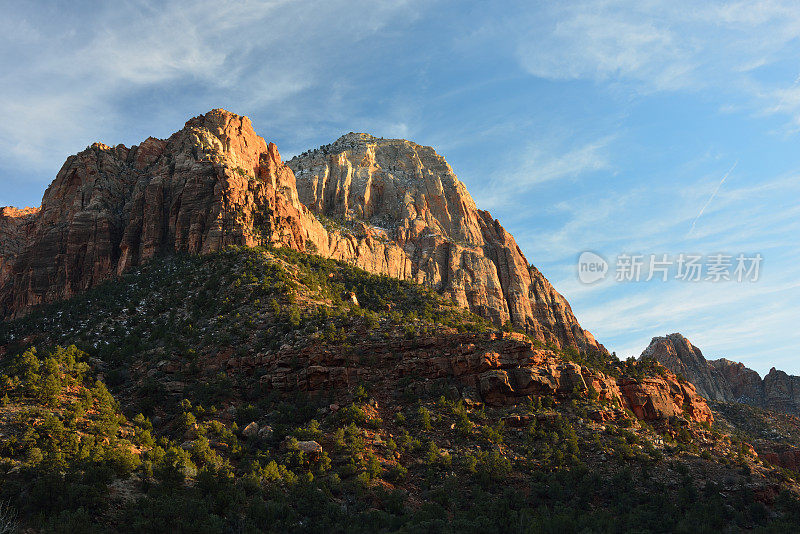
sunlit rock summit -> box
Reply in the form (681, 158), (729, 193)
(289, 133), (603, 352)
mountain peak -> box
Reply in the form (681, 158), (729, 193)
(288, 130), (604, 353)
(185, 108), (251, 128)
(0, 109), (602, 353)
(333, 131), (377, 143)
(642, 333), (800, 414)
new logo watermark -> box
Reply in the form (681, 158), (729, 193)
(577, 251), (608, 284)
(577, 252), (762, 284)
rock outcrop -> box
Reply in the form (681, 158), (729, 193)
(640, 333), (732, 401)
(1, 111), (602, 355)
(759, 448), (800, 472)
(708, 358), (763, 405)
(209, 330), (711, 425)
(641, 333), (800, 415)
(762, 368), (800, 414)
(0, 207), (39, 293)
(288, 133), (603, 352)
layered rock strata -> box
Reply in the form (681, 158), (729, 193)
(288, 133), (603, 352)
(196, 330), (712, 425)
(0, 207), (39, 292)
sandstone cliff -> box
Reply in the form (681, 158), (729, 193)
(641, 333), (800, 415)
(1, 112), (602, 355)
(288, 133), (603, 352)
(0, 110), (325, 314)
(0, 207), (39, 296)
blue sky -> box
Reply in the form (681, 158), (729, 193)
(2, 1), (799, 375)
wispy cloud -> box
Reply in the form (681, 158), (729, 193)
(0, 0), (423, 181)
(515, 5), (691, 91)
(534, 166), (800, 374)
(475, 136), (612, 209)
(605, 286), (800, 375)
(502, 1), (800, 124)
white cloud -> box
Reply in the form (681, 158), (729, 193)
(508, 1), (800, 123)
(516, 5), (691, 90)
(0, 0), (422, 179)
(476, 136), (612, 209)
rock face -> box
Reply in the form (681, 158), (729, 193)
(288, 133), (603, 352)
(212, 330), (711, 425)
(0, 207), (39, 294)
(641, 333), (800, 415)
(0, 112), (601, 355)
(618, 377), (712, 424)
(762, 368), (800, 414)
(640, 333), (732, 401)
(708, 358), (763, 405)
(0, 110), (328, 315)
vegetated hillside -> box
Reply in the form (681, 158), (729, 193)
(1, 247), (800, 533)
(713, 400), (800, 474)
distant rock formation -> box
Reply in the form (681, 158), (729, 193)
(641, 333), (800, 414)
(0, 112), (602, 354)
(288, 133), (604, 353)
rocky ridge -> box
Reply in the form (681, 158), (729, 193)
(221, 329), (712, 426)
(641, 333), (800, 414)
(288, 133), (603, 352)
(0, 111), (601, 354)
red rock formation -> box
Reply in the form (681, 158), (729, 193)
(212, 329), (710, 425)
(288, 134), (603, 352)
(762, 367), (800, 414)
(1, 111), (602, 356)
(619, 376), (713, 425)
(0, 207), (39, 292)
(0, 110), (324, 315)
(759, 448), (800, 472)
(642, 333), (800, 416)
(639, 333), (732, 401)
(709, 358), (763, 405)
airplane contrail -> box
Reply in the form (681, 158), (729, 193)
(773, 71), (800, 114)
(688, 160), (738, 236)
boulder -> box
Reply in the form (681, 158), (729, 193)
(479, 369), (514, 405)
(509, 366), (558, 396)
(298, 441), (323, 456)
(242, 422), (259, 438)
(258, 425), (273, 440)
